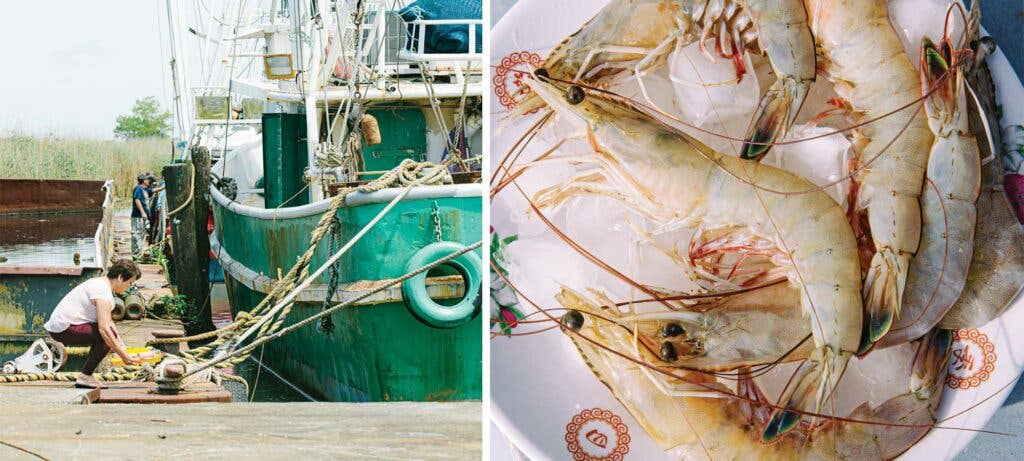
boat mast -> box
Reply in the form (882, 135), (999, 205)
(301, 0), (327, 203)
(166, 0), (193, 151)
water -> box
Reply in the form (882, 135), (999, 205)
(231, 357), (315, 402)
(0, 212), (101, 268)
(209, 284), (314, 402)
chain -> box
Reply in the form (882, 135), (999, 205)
(317, 217), (341, 334)
(431, 201), (443, 243)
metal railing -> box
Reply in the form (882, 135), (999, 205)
(398, 18), (482, 63)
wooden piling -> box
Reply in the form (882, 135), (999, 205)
(190, 146), (215, 335)
(162, 150), (213, 338)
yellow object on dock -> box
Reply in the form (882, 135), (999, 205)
(109, 347), (163, 367)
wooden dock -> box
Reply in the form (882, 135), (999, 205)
(0, 207), (482, 459)
(0, 401), (481, 460)
(115, 317), (183, 347)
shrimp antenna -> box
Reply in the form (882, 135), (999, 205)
(521, 73), (948, 199)
(507, 177), (680, 310)
(491, 110), (553, 188)
(535, 73), (947, 150)
(494, 166), (1014, 436)
(493, 261), (1011, 435)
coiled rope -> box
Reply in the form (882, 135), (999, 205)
(0, 366), (143, 383)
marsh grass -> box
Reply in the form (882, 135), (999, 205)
(0, 134), (170, 197)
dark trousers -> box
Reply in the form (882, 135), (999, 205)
(49, 323), (110, 375)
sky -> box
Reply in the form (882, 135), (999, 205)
(0, 1), (174, 139)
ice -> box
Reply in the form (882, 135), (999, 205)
(762, 123), (853, 208)
(666, 43), (760, 156)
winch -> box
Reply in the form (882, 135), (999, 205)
(1, 338), (67, 374)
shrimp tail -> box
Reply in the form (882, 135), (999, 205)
(919, 37), (956, 127)
(762, 347), (850, 444)
(858, 248), (909, 354)
(740, 76), (808, 161)
(844, 329), (952, 459)
(875, 330), (952, 458)
(910, 329), (953, 398)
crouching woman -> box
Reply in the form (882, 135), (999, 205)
(43, 259), (143, 388)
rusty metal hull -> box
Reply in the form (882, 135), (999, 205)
(211, 184), (483, 402)
(0, 179), (114, 338)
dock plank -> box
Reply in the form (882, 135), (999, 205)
(96, 382), (231, 404)
(0, 382), (98, 404)
(115, 318), (183, 349)
(0, 401), (481, 460)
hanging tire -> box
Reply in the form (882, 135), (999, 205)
(402, 241), (482, 328)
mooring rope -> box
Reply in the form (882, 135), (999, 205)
(178, 240), (482, 380)
(65, 347), (90, 356)
(0, 370), (139, 383)
(147, 159), (454, 361)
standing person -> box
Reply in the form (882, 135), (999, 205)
(144, 173), (165, 244)
(144, 172), (166, 208)
(131, 174), (151, 256)
(44, 259), (142, 389)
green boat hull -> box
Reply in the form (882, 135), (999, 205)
(211, 185), (482, 402)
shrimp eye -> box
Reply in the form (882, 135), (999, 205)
(533, 68), (549, 79)
(561, 310), (585, 330)
(660, 342), (679, 362)
(660, 322), (685, 338)
(566, 85), (585, 105)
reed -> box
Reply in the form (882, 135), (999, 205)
(0, 134), (171, 197)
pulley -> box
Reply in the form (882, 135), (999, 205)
(1, 338), (66, 374)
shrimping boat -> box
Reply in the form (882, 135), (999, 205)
(162, 0), (482, 401)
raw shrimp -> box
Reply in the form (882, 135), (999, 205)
(518, 0), (815, 160)
(804, 0), (935, 352)
(519, 78), (861, 442)
(937, 19), (1024, 328)
(936, 158), (1024, 328)
(882, 32), (982, 347)
(563, 289), (953, 460)
(555, 283), (813, 373)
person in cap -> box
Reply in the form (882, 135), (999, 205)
(131, 174), (151, 255)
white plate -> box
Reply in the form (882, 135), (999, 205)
(489, 1), (1024, 460)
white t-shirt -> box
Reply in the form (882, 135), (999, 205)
(44, 277), (115, 333)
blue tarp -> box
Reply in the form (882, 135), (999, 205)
(399, 0), (482, 54)
(209, 258), (224, 283)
